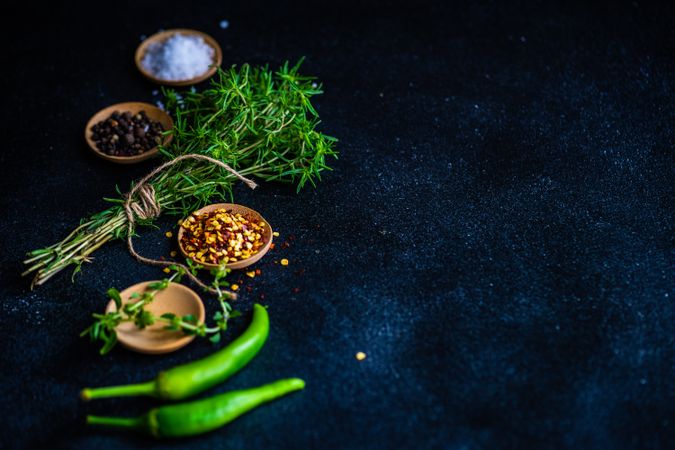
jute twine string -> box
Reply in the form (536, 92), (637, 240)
(123, 154), (258, 298)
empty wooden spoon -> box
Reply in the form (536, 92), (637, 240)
(105, 281), (204, 354)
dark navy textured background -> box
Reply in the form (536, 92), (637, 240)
(2, 1), (674, 449)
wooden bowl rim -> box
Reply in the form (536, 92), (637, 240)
(84, 101), (173, 164)
(135, 28), (223, 86)
(177, 203), (274, 270)
(104, 281), (205, 354)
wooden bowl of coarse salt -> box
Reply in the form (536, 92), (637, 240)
(135, 29), (223, 86)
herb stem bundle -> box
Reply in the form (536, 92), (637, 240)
(23, 60), (337, 287)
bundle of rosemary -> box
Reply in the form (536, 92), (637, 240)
(23, 59), (337, 287)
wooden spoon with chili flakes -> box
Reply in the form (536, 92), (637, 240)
(177, 203), (273, 270)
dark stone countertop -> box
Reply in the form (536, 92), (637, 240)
(1, 1), (673, 449)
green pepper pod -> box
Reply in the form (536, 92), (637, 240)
(87, 378), (305, 438)
(81, 303), (269, 401)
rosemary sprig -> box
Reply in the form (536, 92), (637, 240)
(23, 59), (337, 287)
(81, 266), (240, 355)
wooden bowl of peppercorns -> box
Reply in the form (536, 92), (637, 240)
(85, 102), (173, 164)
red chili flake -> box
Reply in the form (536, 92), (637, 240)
(255, 269), (262, 275)
(246, 286), (253, 293)
(294, 268), (305, 276)
(259, 293), (266, 300)
(288, 234), (296, 241)
(281, 241), (290, 249)
(270, 243), (276, 250)
(292, 287), (300, 293)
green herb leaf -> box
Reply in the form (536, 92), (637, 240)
(147, 280), (169, 291)
(135, 311), (156, 329)
(107, 288), (122, 310)
(186, 259), (203, 276)
(99, 330), (118, 355)
(182, 314), (197, 324)
(92, 322), (101, 340)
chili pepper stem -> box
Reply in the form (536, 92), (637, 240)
(86, 415), (144, 430)
(81, 380), (156, 401)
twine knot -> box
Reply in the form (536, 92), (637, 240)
(126, 184), (161, 220)
(121, 154), (258, 299)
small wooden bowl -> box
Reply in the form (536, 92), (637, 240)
(178, 203), (273, 270)
(135, 29), (223, 86)
(85, 102), (173, 164)
(105, 281), (205, 354)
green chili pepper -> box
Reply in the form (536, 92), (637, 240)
(81, 304), (269, 401)
(87, 378), (305, 438)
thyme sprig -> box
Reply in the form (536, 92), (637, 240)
(24, 59), (337, 287)
(81, 265), (240, 355)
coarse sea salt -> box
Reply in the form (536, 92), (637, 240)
(142, 33), (214, 81)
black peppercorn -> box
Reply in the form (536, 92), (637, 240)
(91, 110), (165, 157)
